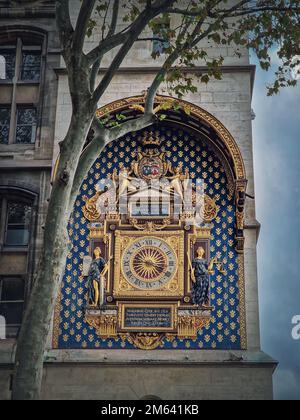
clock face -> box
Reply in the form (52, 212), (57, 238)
(121, 237), (177, 290)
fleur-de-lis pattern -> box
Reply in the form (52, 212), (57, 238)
(56, 125), (241, 350)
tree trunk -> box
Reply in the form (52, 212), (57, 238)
(11, 107), (155, 399)
(12, 115), (94, 400)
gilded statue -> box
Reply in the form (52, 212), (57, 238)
(165, 162), (188, 200)
(118, 165), (137, 196)
(188, 247), (216, 308)
(87, 247), (109, 308)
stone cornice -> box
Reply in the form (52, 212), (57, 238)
(0, 341), (278, 369)
(54, 65), (256, 95)
(0, 159), (53, 169)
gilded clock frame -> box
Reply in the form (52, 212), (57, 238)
(113, 230), (185, 299)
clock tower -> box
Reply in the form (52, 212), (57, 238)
(0, 0), (277, 400)
(50, 96), (276, 400)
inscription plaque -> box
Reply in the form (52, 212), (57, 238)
(119, 304), (176, 332)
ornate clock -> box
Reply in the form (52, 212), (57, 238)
(82, 129), (222, 348)
(113, 231), (185, 298)
(121, 237), (177, 290)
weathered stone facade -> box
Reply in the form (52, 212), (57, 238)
(0, 0), (276, 400)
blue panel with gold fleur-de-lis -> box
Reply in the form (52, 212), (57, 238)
(57, 124), (241, 350)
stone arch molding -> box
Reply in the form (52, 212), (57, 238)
(96, 95), (247, 184)
(0, 24), (47, 44)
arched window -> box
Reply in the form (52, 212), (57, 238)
(0, 38), (41, 82)
(0, 29), (45, 145)
(0, 187), (37, 338)
(0, 276), (25, 338)
(0, 195), (33, 247)
(5, 200), (32, 246)
(0, 46), (15, 80)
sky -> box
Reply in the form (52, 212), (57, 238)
(252, 58), (300, 400)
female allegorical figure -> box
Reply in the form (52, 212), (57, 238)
(190, 247), (215, 308)
(87, 247), (109, 308)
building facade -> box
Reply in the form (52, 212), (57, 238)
(0, 0), (276, 400)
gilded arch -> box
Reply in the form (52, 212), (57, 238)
(95, 94), (247, 183)
(96, 95), (248, 254)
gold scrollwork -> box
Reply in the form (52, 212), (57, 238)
(125, 332), (165, 350)
(119, 278), (134, 291)
(236, 210), (244, 231)
(129, 218), (171, 232)
(85, 314), (118, 338)
(82, 192), (101, 221)
(202, 194), (219, 222)
(178, 315), (211, 339)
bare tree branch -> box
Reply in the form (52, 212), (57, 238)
(107, 113), (156, 143)
(92, 0), (176, 103)
(165, 0), (231, 18)
(223, 5), (300, 17)
(107, 0), (120, 38)
(166, 7), (210, 16)
(169, 1), (300, 20)
(90, 0), (121, 92)
(69, 113), (156, 209)
(87, 0), (176, 66)
(56, 0), (74, 60)
(144, 0), (250, 113)
(73, 0), (96, 52)
(144, 6), (205, 113)
(137, 37), (166, 42)
(86, 31), (128, 65)
(144, 49), (180, 114)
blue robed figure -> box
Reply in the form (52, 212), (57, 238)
(191, 247), (213, 308)
(87, 247), (108, 308)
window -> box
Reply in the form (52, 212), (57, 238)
(0, 196), (33, 248)
(0, 46), (16, 80)
(16, 107), (37, 144)
(0, 105), (37, 145)
(0, 42), (41, 82)
(0, 277), (25, 338)
(0, 107), (10, 144)
(21, 46), (41, 82)
(5, 201), (32, 246)
(0, 36), (42, 145)
(0, 190), (36, 339)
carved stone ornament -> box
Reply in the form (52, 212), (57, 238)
(124, 332), (165, 350)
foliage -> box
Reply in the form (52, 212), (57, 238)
(82, 0), (300, 99)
